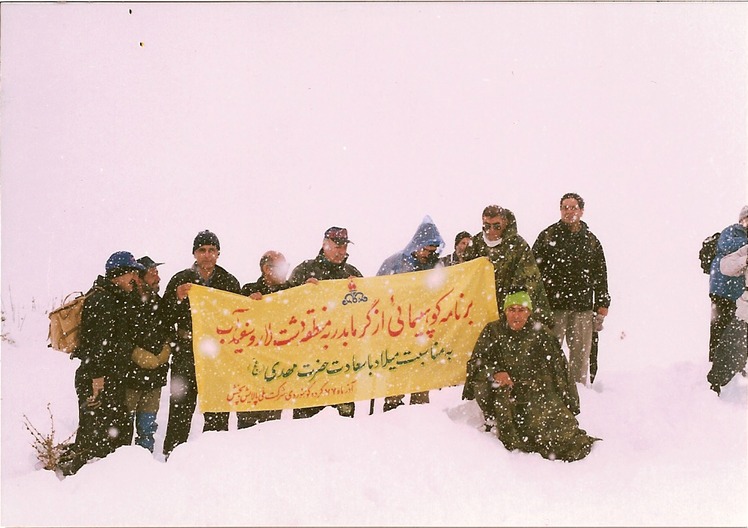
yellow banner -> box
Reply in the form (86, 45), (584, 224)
(189, 257), (498, 412)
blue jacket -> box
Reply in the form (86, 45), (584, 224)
(710, 223), (748, 301)
(377, 216), (445, 276)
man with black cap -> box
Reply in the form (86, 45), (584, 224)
(288, 226), (363, 419)
(124, 256), (172, 453)
(439, 231), (472, 267)
(162, 230), (241, 458)
(61, 251), (145, 475)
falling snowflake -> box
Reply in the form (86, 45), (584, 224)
(197, 336), (220, 359)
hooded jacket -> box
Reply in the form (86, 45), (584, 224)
(532, 220), (611, 312)
(464, 209), (552, 324)
(377, 216), (445, 276)
(710, 224), (748, 301)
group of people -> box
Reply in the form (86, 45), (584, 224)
(61, 192), (612, 473)
(707, 205), (748, 395)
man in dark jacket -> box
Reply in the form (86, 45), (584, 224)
(61, 251), (145, 475)
(288, 226), (363, 419)
(125, 256), (172, 453)
(237, 250), (291, 428)
(532, 193), (611, 386)
(463, 291), (599, 462)
(463, 205), (552, 325)
(162, 230), (241, 458)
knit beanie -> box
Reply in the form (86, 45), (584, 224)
(193, 230), (220, 252)
(503, 291), (533, 311)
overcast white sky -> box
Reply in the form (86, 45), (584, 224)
(1, 3), (746, 357)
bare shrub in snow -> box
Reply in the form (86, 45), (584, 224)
(22, 403), (75, 472)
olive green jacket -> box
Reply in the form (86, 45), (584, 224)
(464, 209), (552, 325)
(462, 319), (599, 461)
(462, 319), (579, 413)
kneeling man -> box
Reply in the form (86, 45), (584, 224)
(463, 290), (599, 462)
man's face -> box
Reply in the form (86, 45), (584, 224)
(194, 245), (219, 271)
(505, 304), (531, 331)
(322, 238), (348, 264)
(482, 215), (507, 242)
(414, 245), (439, 264)
(143, 267), (161, 293)
(560, 198), (584, 226)
(455, 236), (471, 256)
(263, 256), (289, 285)
(112, 271), (139, 293)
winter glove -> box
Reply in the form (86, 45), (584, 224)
(132, 344), (171, 369)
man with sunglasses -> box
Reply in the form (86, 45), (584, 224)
(376, 215), (446, 411)
(464, 205), (552, 325)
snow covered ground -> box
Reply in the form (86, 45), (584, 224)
(1, 298), (746, 527)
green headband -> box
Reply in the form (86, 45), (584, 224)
(503, 291), (532, 311)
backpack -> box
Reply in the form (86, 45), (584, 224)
(47, 288), (98, 354)
(699, 232), (721, 274)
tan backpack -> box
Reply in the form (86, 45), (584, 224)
(47, 289), (99, 354)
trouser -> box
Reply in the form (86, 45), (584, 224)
(707, 314), (748, 389)
(293, 402), (355, 419)
(472, 380), (523, 450)
(125, 388), (162, 452)
(383, 391), (430, 412)
(710, 295), (736, 363)
(72, 369), (131, 464)
(550, 310), (594, 385)
(237, 410), (282, 429)
(163, 341), (229, 457)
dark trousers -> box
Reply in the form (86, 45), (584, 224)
(237, 409), (282, 429)
(293, 402), (355, 419)
(163, 340), (229, 457)
(710, 295), (736, 362)
(72, 369), (131, 463)
(708, 314), (748, 389)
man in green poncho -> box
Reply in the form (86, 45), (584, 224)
(463, 291), (599, 462)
